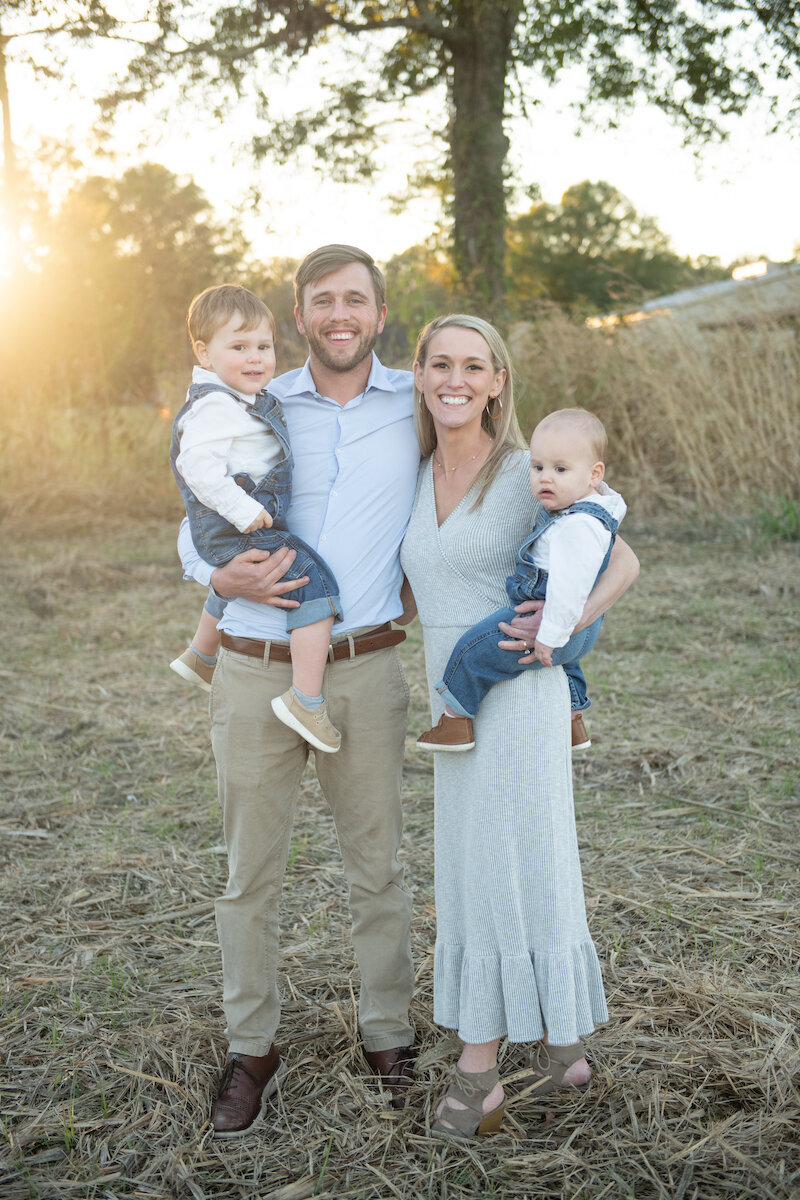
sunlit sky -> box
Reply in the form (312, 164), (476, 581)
(7, 29), (799, 271)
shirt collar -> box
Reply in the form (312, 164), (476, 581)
(283, 352), (399, 399)
(192, 365), (257, 406)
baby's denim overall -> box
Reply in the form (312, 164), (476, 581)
(170, 383), (342, 631)
(436, 501), (619, 718)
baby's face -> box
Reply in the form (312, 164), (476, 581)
(194, 314), (276, 396)
(529, 426), (604, 512)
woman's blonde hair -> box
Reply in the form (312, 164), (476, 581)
(413, 314), (527, 508)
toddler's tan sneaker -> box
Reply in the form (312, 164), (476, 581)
(170, 647), (215, 693)
(271, 689), (341, 753)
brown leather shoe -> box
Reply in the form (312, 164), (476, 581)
(571, 711), (591, 750)
(416, 714), (475, 752)
(363, 1044), (416, 1109)
(211, 1046), (282, 1138)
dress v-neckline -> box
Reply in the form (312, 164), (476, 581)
(429, 455), (480, 531)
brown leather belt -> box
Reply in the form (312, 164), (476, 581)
(220, 622), (405, 664)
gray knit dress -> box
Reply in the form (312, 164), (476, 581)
(400, 450), (608, 1045)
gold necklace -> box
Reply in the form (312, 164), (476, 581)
(434, 446), (486, 473)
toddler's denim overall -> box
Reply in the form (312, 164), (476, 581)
(170, 383), (342, 630)
(436, 501), (618, 718)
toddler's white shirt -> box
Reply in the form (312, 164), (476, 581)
(175, 367), (283, 532)
(534, 483), (627, 648)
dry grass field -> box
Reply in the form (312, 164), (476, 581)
(2, 517), (799, 1200)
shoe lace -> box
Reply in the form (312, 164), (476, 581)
(218, 1054), (259, 1096)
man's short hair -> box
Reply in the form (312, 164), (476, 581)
(187, 285), (275, 346)
(294, 245), (386, 311)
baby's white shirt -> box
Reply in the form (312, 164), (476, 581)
(175, 367), (283, 532)
(534, 483), (627, 648)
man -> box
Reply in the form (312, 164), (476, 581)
(179, 245), (420, 1135)
(179, 244), (639, 1137)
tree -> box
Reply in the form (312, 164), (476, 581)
(381, 242), (457, 364)
(0, 4), (153, 275)
(506, 180), (727, 315)
(13, 164), (249, 405)
(112, 1), (799, 319)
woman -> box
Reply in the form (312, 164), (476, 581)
(401, 315), (637, 1140)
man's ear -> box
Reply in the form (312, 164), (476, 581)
(294, 304), (305, 336)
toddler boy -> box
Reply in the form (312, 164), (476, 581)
(169, 284), (343, 753)
(416, 407), (626, 752)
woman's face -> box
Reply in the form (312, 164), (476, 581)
(414, 326), (506, 436)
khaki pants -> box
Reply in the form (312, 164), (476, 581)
(209, 641), (414, 1056)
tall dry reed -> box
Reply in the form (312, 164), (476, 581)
(2, 314), (797, 531)
(0, 386), (181, 531)
(509, 310), (800, 518)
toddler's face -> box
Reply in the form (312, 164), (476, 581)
(529, 426), (604, 512)
(194, 314), (276, 396)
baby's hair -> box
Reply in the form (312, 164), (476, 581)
(187, 285), (275, 346)
(534, 407), (607, 462)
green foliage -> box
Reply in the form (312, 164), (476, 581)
(753, 495), (800, 543)
(506, 180), (728, 315)
(2, 163), (250, 407)
(380, 242), (456, 365)
(102, 1), (800, 311)
(0, 5), (155, 274)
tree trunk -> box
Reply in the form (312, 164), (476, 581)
(448, 0), (520, 323)
(0, 28), (21, 276)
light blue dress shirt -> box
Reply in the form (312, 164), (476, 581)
(178, 353), (419, 639)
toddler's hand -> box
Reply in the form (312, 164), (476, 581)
(533, 639), (553, 667)
(243, 508), (273, 533)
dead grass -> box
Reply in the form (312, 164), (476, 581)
(509, 313), (800, 517)
(2, 316), (800, 535)
(1, 520), (799, 1199)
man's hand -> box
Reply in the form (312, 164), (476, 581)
(497, 599), (544, 664)
(243, 507), (274, 533)
(210, 547), (308, 608)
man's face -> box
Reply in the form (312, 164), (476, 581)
(295, 262), (387, 373)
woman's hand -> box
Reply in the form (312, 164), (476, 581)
(210, 547), (308, 608)
(394, 575), (418, 625)
(497, 599), (544, 664)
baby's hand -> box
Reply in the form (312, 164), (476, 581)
(243, 508), (273, 533)
(533, 639), (553, 667)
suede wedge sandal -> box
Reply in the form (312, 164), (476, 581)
(430, 1065), (505, 1141)
(514, 1039), (590, 1100)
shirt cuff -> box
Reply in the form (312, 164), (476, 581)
(537, 617), (573, 649)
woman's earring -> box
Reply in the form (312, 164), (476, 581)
(488, 395), (503, 420)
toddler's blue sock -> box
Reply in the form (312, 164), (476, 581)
(191, 645), (217, 667)
(292, 686), (323, 710)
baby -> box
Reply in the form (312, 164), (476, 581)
(416, 407), (626, 752)
(169, 284), (343, 754)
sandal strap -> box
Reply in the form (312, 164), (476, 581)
(532, 1039), (585, 1072)
(434, 1065), (500, 1136)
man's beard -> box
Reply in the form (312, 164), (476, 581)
(305, 323), (379, 373)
